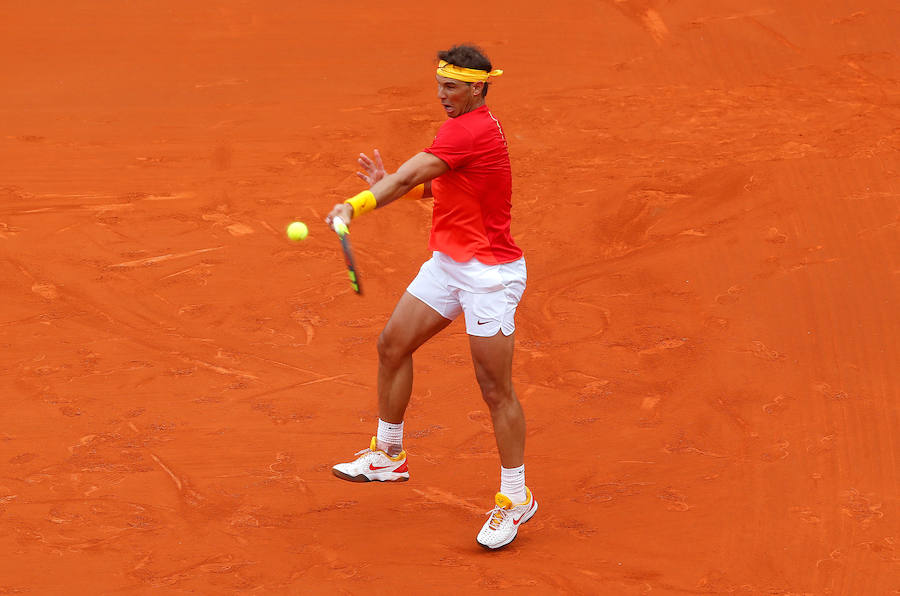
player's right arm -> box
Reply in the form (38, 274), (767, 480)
(357, 150), (435, 198)
(326, 152), (446, 228)
(371, 152), (445, 207)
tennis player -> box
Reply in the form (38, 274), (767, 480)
(325, 44), (536, 550)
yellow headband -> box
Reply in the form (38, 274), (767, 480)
(436, 60), (503, 83)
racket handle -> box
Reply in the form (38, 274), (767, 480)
(332, 215), (349, 237)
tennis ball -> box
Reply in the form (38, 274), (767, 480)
(286, 221), (308, 241)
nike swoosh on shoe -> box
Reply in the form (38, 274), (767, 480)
(512, 501), (535, 525)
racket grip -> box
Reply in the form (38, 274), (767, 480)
(332, 215), (349, 237)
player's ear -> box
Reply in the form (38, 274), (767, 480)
(471, 81), (484, 97)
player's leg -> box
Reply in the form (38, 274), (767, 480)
(469, 330), (537, 549)
(468, 331), (524, 469)
(461, 256), (528, 471)
(377, 290), (452, 426)
(375, 256), (459, 455)
(333, 256), (458, 483)
(331, 293), (449, 483)
(470, 331), (538, 549)
(457, 256), (535, 548)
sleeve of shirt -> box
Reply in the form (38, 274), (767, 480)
(424, 120), (475, 169)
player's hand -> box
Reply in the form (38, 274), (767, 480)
(356, 149), (386, 187)
(325, 202), (354, 231)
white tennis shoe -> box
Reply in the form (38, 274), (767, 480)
(332, 437), (409, 482)
(476, 487), (538, 550)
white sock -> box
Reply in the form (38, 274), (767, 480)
(376, 419), (404, 456)
(500, 465), (526, 503)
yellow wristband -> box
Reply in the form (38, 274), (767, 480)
(400, 183), (425, 201)
(345, 190), (377, 217)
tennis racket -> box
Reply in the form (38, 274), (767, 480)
(331, 216), (362, 295)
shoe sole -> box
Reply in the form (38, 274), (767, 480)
(477, 500), (538, 551)
(332, 469), (409, 483)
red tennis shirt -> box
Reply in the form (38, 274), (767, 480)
(424, 105), (523, 265)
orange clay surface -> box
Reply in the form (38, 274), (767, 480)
(1, 2), (898, 594)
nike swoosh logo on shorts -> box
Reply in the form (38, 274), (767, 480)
(477, 320), (490, 325)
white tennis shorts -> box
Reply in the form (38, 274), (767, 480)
(407, 251), (527, 337)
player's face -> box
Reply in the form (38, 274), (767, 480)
(436, 75), (483, 118)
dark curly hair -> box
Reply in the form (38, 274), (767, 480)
(437, 44), (493, 98)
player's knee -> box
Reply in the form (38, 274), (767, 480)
(377, 330), (405, 367)
(477, 378), (514, 410)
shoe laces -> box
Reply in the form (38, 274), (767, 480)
(352, 436), (379, 457)
(485, 506), (508, 530)
(352, 446), (394, 459)
(484, 493), (514, 530)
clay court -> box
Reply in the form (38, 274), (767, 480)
(1, 1), (898, 594)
